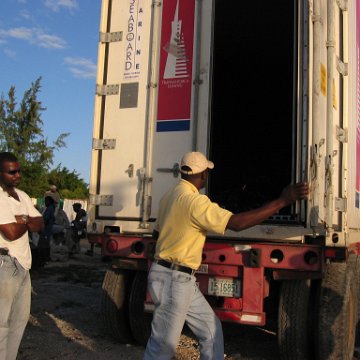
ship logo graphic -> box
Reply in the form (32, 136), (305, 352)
(163, 0), (189, 79)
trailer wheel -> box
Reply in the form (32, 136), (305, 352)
(101, 267), (134, 343)
(129, 271), (152, 346)
(278, 280), (311, 360)
(348, 254), (360, 349)
(317, 261), (358, 360)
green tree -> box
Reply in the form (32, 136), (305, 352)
(0, 78), (69, 197)
(47, 165), (89, 199)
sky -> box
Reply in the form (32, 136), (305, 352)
(0, 0), (102, 184)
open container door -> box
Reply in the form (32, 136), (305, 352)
(90, 0), (201, 233)
(150, 0), (204, 218)
(89, 0), (155, 233)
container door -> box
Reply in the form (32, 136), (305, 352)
(90, 0), (208, 232)
(90, 0), (155, 227)
(150, 0), (202, 217)
(150, 0), (217, 218)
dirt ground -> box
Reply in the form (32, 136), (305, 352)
(18, 239), (281, 360)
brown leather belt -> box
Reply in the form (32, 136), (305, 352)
(156, 259), (196, 275)
(0, 248), (9, 255)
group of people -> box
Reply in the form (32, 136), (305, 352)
(35, 186), (88, 263)
(0, 150), (308, 360)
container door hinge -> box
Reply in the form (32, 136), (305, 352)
(99, 31), (123, 43)
(336, 126), (348, 143)
(96, 84), (120, 96)
(92, 138), (116, 150)
(336, 57), (348, 76)
(89, 194), (113, 206)
(311, 15), (322, 25)
(147, 82), (157, 89)
(335, 197), (347, 212)
(336, 0), (348, 11)
(193, 76), (203, 85)
(152, 1), (162, 8)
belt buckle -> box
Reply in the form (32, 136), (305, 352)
(175, 263), (195, 276)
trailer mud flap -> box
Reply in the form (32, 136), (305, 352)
(112, 258), (148, 271)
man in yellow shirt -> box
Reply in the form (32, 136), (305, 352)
(143, 151), (308, 360)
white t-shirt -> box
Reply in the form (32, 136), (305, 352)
(0, 187), (41, 269)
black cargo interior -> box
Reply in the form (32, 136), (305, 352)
(209, 0), (298, 220)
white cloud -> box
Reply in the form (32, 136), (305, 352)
(0, 27), (67, 49)
(6, 27), (33, 41)
(4, 48), (16, 59)
(37, 33), (66, 49)
(64, 57), (97, 79)
(44, 0), (79, 12)
(19, 10), (32, 21)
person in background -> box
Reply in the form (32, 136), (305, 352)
(50, 208), (71, 261)
(144, 151), (309, 360)
(38, 196), (56, 263)
(52, 207), (71, 247)
(0, 152), (44, 360)
(72, 203), (87, 225)
(71, 203), (87, 254)
(44, 185), (60, 206)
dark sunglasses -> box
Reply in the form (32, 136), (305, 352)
(5, 169), (21, 175)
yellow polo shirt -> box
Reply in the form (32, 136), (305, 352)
(154, 179), (233, 270)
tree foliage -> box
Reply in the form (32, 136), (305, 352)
(0, 78), (88, 199)
(47, 165), (88, 199)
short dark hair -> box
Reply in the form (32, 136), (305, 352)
(44, 196), (55, 204)
(181, 171), (202, 181)
(0, 152), (18, 171)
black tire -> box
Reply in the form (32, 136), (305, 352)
(348, 254), (360, 349)
(101, 267), (134, 343)
(129, 271), (152, 346)
(317, 261), (358, 360)
(278, 280), (311, 360)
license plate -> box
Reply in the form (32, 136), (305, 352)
(208, 278), (241, 297)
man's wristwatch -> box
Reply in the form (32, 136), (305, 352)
(21, 215), (29, 224)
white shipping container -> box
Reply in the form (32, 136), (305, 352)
(88, 0), (360, 247)
(90, 1), (360, 359)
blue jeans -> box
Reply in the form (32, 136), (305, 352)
(143, 263), (224, 360)
(0, 255), (31, 360)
